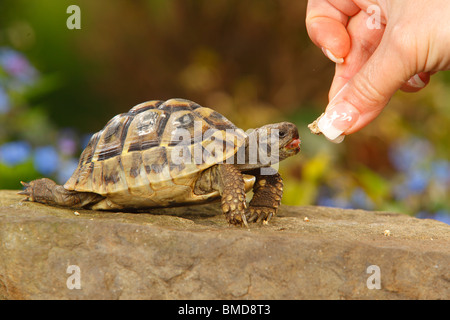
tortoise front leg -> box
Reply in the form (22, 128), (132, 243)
(216, 164), (248, 227)
(19, 178), (104, 208)
(246, 168), (283, 224)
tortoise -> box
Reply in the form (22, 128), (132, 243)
(19, 98), (301, 226)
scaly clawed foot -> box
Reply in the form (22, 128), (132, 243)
(246, 206), (277, 224)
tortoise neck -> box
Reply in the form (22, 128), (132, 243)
(232, 128), (279, 171)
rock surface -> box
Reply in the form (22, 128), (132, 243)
(0, 190), (449, 300)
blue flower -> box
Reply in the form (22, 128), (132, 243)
(434, 210), (450, 225)
(57, 158), (79, 184)
(389, 137), (433, 172)
(405, 170), (429, 193)
(317, 196), (336, 207)
(81, 133), (93, 149)
(431, 160), (450, 185)
(317, 195), (352, 209)
(34, 146), (60, 175)
(417, 210), (450, 225)
(0, 86), (11, 114)
(0, 141), (31, 165)
(350, 187), (374, 210)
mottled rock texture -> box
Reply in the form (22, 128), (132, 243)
(0, 190), (448, 299)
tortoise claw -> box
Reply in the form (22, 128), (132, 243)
(241, 211), (249, 229)
(224, 209), (249, 228)
(18, 181), (32, 199)
(20, 181), (30, 187)
(246, 207), (276, 224)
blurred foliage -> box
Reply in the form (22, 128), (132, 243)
(0, 0), (448, 223)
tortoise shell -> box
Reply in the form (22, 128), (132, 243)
(64, 98), (247, 208)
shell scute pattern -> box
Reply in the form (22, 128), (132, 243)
(125, 109), (163, 153)
(64, 99), (246, 207)
(95, 114), (131, 161)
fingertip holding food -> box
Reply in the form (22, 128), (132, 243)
(308, 103), (360, 143)
(308, 119), (345, 143)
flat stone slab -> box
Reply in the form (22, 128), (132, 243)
(0, 190), (448, 299)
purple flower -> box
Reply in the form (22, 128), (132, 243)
(58, 129), (78, 156)
(0, 47), (38, 85)
(34, 146), (60, 175)
(0, 141), (31, 165)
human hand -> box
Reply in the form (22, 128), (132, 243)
(306, 0), (450, 142)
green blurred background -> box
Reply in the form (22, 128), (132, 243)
(0, 0), (448, 223)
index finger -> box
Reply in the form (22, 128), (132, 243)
(306, 0), (360, 61)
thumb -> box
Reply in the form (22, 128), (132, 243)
(315, 32), (412, 142)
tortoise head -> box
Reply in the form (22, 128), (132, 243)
(234, 122), (300, 171)
(256, 122), (301, 162)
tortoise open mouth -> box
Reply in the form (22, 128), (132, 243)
(286, 137), (301, 151)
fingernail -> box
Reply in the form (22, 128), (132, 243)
(329, 135), (345, 144)
(321, 47), (344, 64)
(407, 74), (426, 88)
(317, 102), (360, 142)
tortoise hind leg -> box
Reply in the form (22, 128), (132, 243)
(19, 178), (104, 208)
(246, 167), (283, 224)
